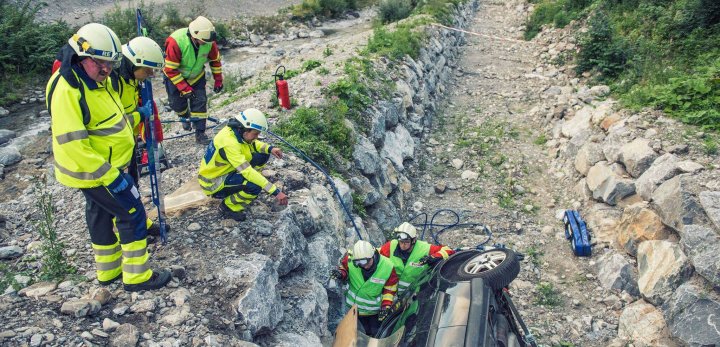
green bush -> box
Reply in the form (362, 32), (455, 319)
(524, 0), (593, 40)
(576, 11), (630, 78)
(302, 59), (323, 71)
(320, 0), (349, 16)
(365, 26), (425, 60)
(100, 1), (168, 44)
(378, 0), (413, 23)
(273, 101), (354, 168)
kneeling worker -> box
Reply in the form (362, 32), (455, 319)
(378, 222), (455, 294)
(332, 240), (399, 337)
(197, 108), (288, 221)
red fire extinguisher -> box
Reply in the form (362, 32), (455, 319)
(274, 66), (291, 110)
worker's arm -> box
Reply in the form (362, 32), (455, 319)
(208, 42), (222, 87)
(381, 269), (399, 308)
(337, 253), (350, 280)
(224, 144), (280, 196)
(429, 244), (455, 260)
(378, 242), (392, 257)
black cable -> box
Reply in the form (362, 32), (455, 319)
(407, 209), (492, 248)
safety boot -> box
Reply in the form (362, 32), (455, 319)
(98, 274), (121, 286)
(147, 222), (171, 237)
(219, 202), (247, 221)
(180, 118), (192, 131)
(124, 269), (172, 292)
(195, 131), (210, 145)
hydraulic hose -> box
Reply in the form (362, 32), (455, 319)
(408, 209), (492, 248)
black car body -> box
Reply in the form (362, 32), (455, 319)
(333, 248), (537, 347)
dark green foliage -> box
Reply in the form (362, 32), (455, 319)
(291, 0), (363, 19)
(416, 0), (458, 26)
(378, 0), (413, 23)
(302, 59), (323, 71)
(365, 26), (424, 60)
(100, 1), (178, 44)
(576, 11), (629, 78)
(273, 101), (354, 168)
(0, 0), (73, 105)
(524, 0), (593, 39)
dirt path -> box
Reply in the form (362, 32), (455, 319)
(409, 1), (612, 346)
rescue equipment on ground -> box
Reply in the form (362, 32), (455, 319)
(273, 66), (291, 110)
(563, 210), (591, 256)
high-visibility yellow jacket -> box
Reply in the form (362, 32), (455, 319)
(47, 65), (136, 188)
(197, 126), (278, 195)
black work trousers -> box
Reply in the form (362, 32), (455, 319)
(164, 75), (208, 132)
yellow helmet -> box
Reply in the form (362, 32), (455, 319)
(68, 23), (122, 62)
(352, 240), (375, 260)
(394, 222), (417, 241)
(122, 37), (164, 69)
(188, 16), (217, 42)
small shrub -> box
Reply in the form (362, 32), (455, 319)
(291, 0), (322, 19)
(317, 67), (330, 75)
(378, 0), (413, 23)
(352, 193), (367, 218)
(535, 282), (563, 306)
(320, 0), (349, 17)
(248, 15), (285, 34)
(302, 59), (323, 71)
(703, 137), (719, 155)
(533, 134), (548, 145)
(575, 11), (630, 79)
(526, 246), (544, 266)
(365, 26), (424, 60)
(323, 46), (334, 57)
(34, 183), (76, 281)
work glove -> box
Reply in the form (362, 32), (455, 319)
(419, 255), (442, 267)
(330, 268), (344, 281)
(137, 102), (154, 120)
(213, 81), (223, 93)
(378, 306), (391, 322)
(107, 172), (129, 194)
(180, 88), (195, 100)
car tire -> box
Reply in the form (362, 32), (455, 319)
(453, 249), (520, 290)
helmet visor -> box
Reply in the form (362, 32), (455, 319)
(396, 232), (413, 242)
(352, 258), (371, 267)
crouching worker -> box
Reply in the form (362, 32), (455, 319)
(331, 240), (398, 337)
(198, 108), (288, 221)
(378, 222), (455, 295)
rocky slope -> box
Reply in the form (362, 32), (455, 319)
(1, 0), (719, 347)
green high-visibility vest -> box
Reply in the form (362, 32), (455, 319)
(389, 239), (431, 294)
(170, 28), (212, 85)
(346, 255), (393, 316)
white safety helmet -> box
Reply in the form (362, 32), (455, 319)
(395, 222), (417, 241)
(234, 108), (269, 132)
(353, 240), (375, 261)
(188, 16), (217, 42)
(68, 23), (122, 62)
(122, 37), (165, 69)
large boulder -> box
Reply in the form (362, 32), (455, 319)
(637, 240), (693, 305)
(255, 211), (307, 276)
(561, 106), (593, 139)
(217, 254), (283, 337)
(664, 281), (720, 347)
(615, 202), (672, 256)
(352, 135), (381, 176)
(619, 138), (658, 178)
(699, 191), (720, 230)
(586, 161), (636, 206)
(635, 153), (680, 200)
(596, 251), (640, 296)
(380, 124), (415, 171)
(367, 199), (401, 231)
(0, 129), (15, 145)
(651, 175), (708, 232)
(618, 300), (676, 347)
(584, 203), (623, 246)
(574, 142), (605, 176)
(348, 176), (381, 206)
(0, 146), (21, 166)
(289, 185), (345, 237)
(307, 233), (345, 329)
(277, 274), (330, 338)
(368, 107), (386, 147)
(679, 225), (720, 287)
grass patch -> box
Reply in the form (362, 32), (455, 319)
(273, 100), (354, 169)
(703, 136), (719, 155)
(365, 25), (425, 60)
(526, 246), (544, 266)
(535, 282), (563, 306)
(302, 59), (323, 72)
(533, 134), (548, 145)
(524, 0), (593, 40)
(352, 193), (368, 218)
(378, 0), (413, 23)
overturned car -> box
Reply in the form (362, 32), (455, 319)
(333, 248), (537, 347)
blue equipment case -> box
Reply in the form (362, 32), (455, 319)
(563, 210), (591, 257)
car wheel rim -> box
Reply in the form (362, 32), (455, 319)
(463, 250), (507, 274)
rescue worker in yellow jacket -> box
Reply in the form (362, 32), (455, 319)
(113, 36), (169, 240)
(47, 23), (171, 292)
(198, 108), (288, 221)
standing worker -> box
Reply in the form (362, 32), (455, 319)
(163, 16), (223, 144)
(198, 108), (288, 221)
(331, 240), (398, 337)
(47, 23), (171, 291)
(378, 222), (454, 294)
(113, 36), (170, 240)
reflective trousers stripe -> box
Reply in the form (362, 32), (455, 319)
(224, 191), (257, 212)
(93, 243), (122, 282)
(121, 239), (151, 284)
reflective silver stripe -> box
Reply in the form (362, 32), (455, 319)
(55, 161), (113, 181)
(125, 113), (135, 126)
(236, 162), (251, 172)
(229, 195), (249, 205)
(56, 130), (89, 144)
(122, 249), (147, 258)
(345, 297), (380, 312)
(199, 175), (224, 191)
(258, 143), (268, 152)
(96, 259), (122, 270)
(123, 263), (149, 274)
(348, 289), (381, 305)
(398, 281), (411, 288)
(263, 182), (274, 192)
(88, 121), (126, 137)
(93, 246), (121, 256)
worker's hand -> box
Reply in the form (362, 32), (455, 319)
(213, 81), (223, 93)
(330, 268), (344, 281)
(180, 88), (195, 99)
(275, 191), (288, 205)
(137, 102), (154, 120)
(271, 147), (283, 159)
(419, 255), (441, 267)
(378, 306), (391, 322)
